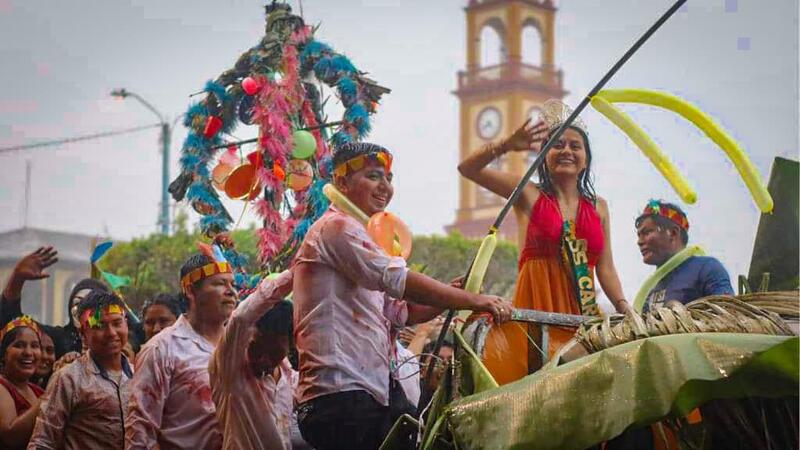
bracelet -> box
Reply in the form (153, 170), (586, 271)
(489, 142), (505, 159)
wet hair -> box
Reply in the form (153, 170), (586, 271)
(0, 327), (41, 369)
(255, 300), (293, 338)
(332, 142), (391, 171)
(178, 254), (215, 307)
(76, 290), (126, 321)
(536, 126), (597, 203)
(68, 278), (110, 312)
(635, 201), (689, 245)
(142, 293), (182, 318)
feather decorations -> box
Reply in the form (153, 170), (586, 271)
(171, 4), (390, 282)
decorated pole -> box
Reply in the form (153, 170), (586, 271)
(425, 0), (689, 382)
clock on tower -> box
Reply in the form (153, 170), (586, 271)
(446, 0), (567, 246)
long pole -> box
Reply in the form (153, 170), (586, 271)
(425, 0), (688, 382)
(160, 123), (171, 235)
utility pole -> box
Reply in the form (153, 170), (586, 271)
(23, 159), (31, 229)
(160, 122), (170, 235)
(111, 88), (171, 234)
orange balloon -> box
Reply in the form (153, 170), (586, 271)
(211, 163), (234, 190)
(286, 159), (314, 191)
(224, 164), (260, 200)
(366, 212), (412, 259)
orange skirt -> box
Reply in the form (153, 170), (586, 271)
(482, 256), (584, 386)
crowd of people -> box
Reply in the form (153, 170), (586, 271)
(0, 105), (734, 449)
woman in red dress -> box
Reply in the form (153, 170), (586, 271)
(0, 316), (45, 449)
(458, 100), (629, 384)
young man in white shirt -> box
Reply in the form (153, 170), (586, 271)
(293, 142), (512, 449)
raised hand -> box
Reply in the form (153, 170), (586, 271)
(13, 246), (58, 281)
(500, 119), (548, 153)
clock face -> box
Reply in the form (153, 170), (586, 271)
(476, 107), (502, 140)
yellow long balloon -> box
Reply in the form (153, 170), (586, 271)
(633, 245), (705, 312)
(591, 96), (697, 204)
(596, 89), (773, 213)
(322, 184), (403, 255)
(464, 232), (497, 294)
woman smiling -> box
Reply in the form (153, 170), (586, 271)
(458, 100), (629, 384)
(0, 316), (44, 449)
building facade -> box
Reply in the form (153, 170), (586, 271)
(447, 0), (566, 245)
(0, 228), (96, 325)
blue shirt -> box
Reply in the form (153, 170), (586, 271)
(643, 256), (734, 312)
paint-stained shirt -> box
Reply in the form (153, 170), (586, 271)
(293, 206), (409, 407)
(27, 351), (133, 450)
(209, 270), (296, 450)
(125, 315), (221, 450)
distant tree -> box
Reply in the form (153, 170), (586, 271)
(102, 222), (519, 313)
(409, 232), (519, 297)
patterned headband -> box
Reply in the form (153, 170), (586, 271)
(80, 304), (125, 329)
(0, 315), (39, 343)
(638, 199), (689, 231)
(180, 242), (233, 293)
(180, 261), (232, 293)
(333, 151), (393, 178)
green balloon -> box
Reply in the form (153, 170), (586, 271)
(292, 130), (317, 159)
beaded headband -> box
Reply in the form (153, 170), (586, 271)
(0, 315), (39, 342)
(638, 199), (689, 231)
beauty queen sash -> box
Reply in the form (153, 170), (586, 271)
(561, 220), (601, 317)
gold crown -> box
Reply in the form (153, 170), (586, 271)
(538, 99), (588, 135)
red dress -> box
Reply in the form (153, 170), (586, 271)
(483, 193), (605, 385)
(0, 375), (44, 415)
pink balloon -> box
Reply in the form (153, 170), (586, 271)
(367, 212), (412, 259)
(241, 77), (260, 96)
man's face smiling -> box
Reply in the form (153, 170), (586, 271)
(336, 159), (394, 216)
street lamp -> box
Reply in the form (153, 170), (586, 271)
(111, 88), (171, 235)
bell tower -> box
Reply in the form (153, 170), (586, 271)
(446, 0), (566, 245)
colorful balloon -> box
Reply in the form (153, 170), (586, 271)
(286, 159), (314, 191)
(203, 116), (223, 138)
(224, 164), (260, 200)
(241, 76), (260, 96)
(633, 245), (705, 312)
(211, 163), (234, 191)
(591, 96), (697, 204)
(323, 184), (369, 224)
(367, 211), (412, 259)
(595, 89), (773, 213)
(291, 130), (317, 159)
(464, 232), (498, 294)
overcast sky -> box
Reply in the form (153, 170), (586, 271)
(0, 0), (797, 299)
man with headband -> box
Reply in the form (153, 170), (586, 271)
(126, 251), (236, 450)
(293, 142), (512, 449)
(28, 290), (133, 449)
(635, 199), (733, 312)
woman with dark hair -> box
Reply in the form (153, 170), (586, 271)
(141, 293), (182, 342)
(31, 330), (55, 389)
(458, 100), (628, 384)
(0, 316), (44, 449)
